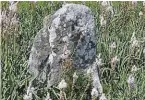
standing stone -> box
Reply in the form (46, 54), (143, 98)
(28, 4), (102, 93)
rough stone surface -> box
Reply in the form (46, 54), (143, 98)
(28, 3), (102, 93)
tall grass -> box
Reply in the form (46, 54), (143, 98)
(1, 1), (145, 100)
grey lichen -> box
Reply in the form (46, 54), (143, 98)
(28, 3), (102, 94)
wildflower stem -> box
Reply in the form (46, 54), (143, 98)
(70, 79), (75, 100)
(80, 80), (91, 100)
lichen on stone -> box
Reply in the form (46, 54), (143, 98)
(28, 4), (102, 93)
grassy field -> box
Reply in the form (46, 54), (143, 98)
(1, 1), (145, 100)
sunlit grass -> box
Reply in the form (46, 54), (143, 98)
(1, 1), (145, 100)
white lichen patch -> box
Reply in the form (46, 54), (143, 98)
(52, 16), (60, 28)
(62, 36), (69, 43)
(48, 27), (57, 47)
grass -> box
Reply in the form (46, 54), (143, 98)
(1, 1), (145, 100)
